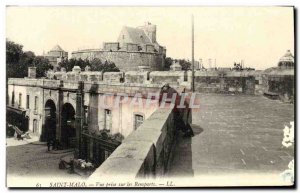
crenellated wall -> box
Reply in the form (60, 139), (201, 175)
(47, 69), (262, 95)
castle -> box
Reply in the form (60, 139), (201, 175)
(44, 45), (68, 70)
(71, 22), (166, 71)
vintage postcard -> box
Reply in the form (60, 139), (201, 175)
(6, 6), (295, 188)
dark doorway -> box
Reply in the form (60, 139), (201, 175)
(43, 100), (56, 142)
(61, 103), (76, 148)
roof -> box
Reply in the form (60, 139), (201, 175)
(263, 67), (294, 76)
(50, 45), (64, 52)
(120, 26), (152, 44)
(279, 50), (294, 63)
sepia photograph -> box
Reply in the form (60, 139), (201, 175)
(5, 6), (295, 188)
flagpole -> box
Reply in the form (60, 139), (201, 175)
(192, 14), (195, 92)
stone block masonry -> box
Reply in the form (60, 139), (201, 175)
(72, 49), (165, 71)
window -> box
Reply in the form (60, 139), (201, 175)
(122, 35), (125, 39)
(104, 109), (112, 130)
(33, 119), (38, 133)
(18, 93), (22, 108)
(255, 80), (259, 85)
(26, 95), (30, 109)
(11, 91), (15, 106)
(134, 114), (144, 130)
(34, 96), (38, 110)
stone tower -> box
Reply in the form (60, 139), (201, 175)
(138, 22), (157, 43)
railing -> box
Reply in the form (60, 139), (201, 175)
(80, 130), (122, 167)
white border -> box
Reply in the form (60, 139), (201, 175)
(0, 0), (298, 192)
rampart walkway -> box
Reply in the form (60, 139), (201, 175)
(168, 94), (294, 181)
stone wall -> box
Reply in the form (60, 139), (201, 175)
(193, 70), (260, 94)
(88, 106), (191, 180)
(72, 49), (165, 71)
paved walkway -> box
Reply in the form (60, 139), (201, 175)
(168, 94), (294, 179)
(6, 135), (40, 147)
(6, 144), (79, 180)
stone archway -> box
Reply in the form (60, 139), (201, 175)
(61, 103), (76, 148)
(42, 99), (57, 142)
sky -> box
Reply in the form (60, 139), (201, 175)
(6, 6), (294, 70)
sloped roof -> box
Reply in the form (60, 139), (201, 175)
(50, 45), (64, 52)
(121, 26), (152, 44)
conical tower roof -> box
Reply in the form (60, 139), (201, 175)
(279, 50), (294, 63)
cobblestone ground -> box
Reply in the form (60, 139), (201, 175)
(168, 94), (294, 178)
(6, 143), (81, 179)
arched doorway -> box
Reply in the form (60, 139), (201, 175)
(61, 103), (76, 148)
(43, 100), (56, 142)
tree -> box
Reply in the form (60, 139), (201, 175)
(58, 58), (72, 71)
(6, 40), (26, 78)
(164, 57), (173, 70)
(102, 61), (120, 72)
(59, 58), (89, 71)
(90, 58), (102, 71)
(163, 57), (191, 71)
(59, 58), (120, 72)
(179, 59), (191, 71)
(6, 40), (53, 78)
(33, 56), (53, 78)
(6, 40), (23, 65)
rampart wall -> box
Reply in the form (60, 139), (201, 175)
(47, 70), (264, 95)
(72, 49), (165, 71)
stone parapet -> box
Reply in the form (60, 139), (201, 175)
(8, 78), (61, 88)
(88, 106), (189, 180)
(9, 68), (265, 95)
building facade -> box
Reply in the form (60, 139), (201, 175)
(7, 67), (163, 165)
(262, 50), (294, 102)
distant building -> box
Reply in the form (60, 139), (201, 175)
(218, 67), (231, 71)
(72, 22), (166, 71)
(263, 50), (294, 102)
(278, 50), (294, 69)
(44, 45), (68, 70)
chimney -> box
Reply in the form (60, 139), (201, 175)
(28, 67), (37, 79)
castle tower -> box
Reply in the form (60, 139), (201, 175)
(138, 22), (157, 43)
